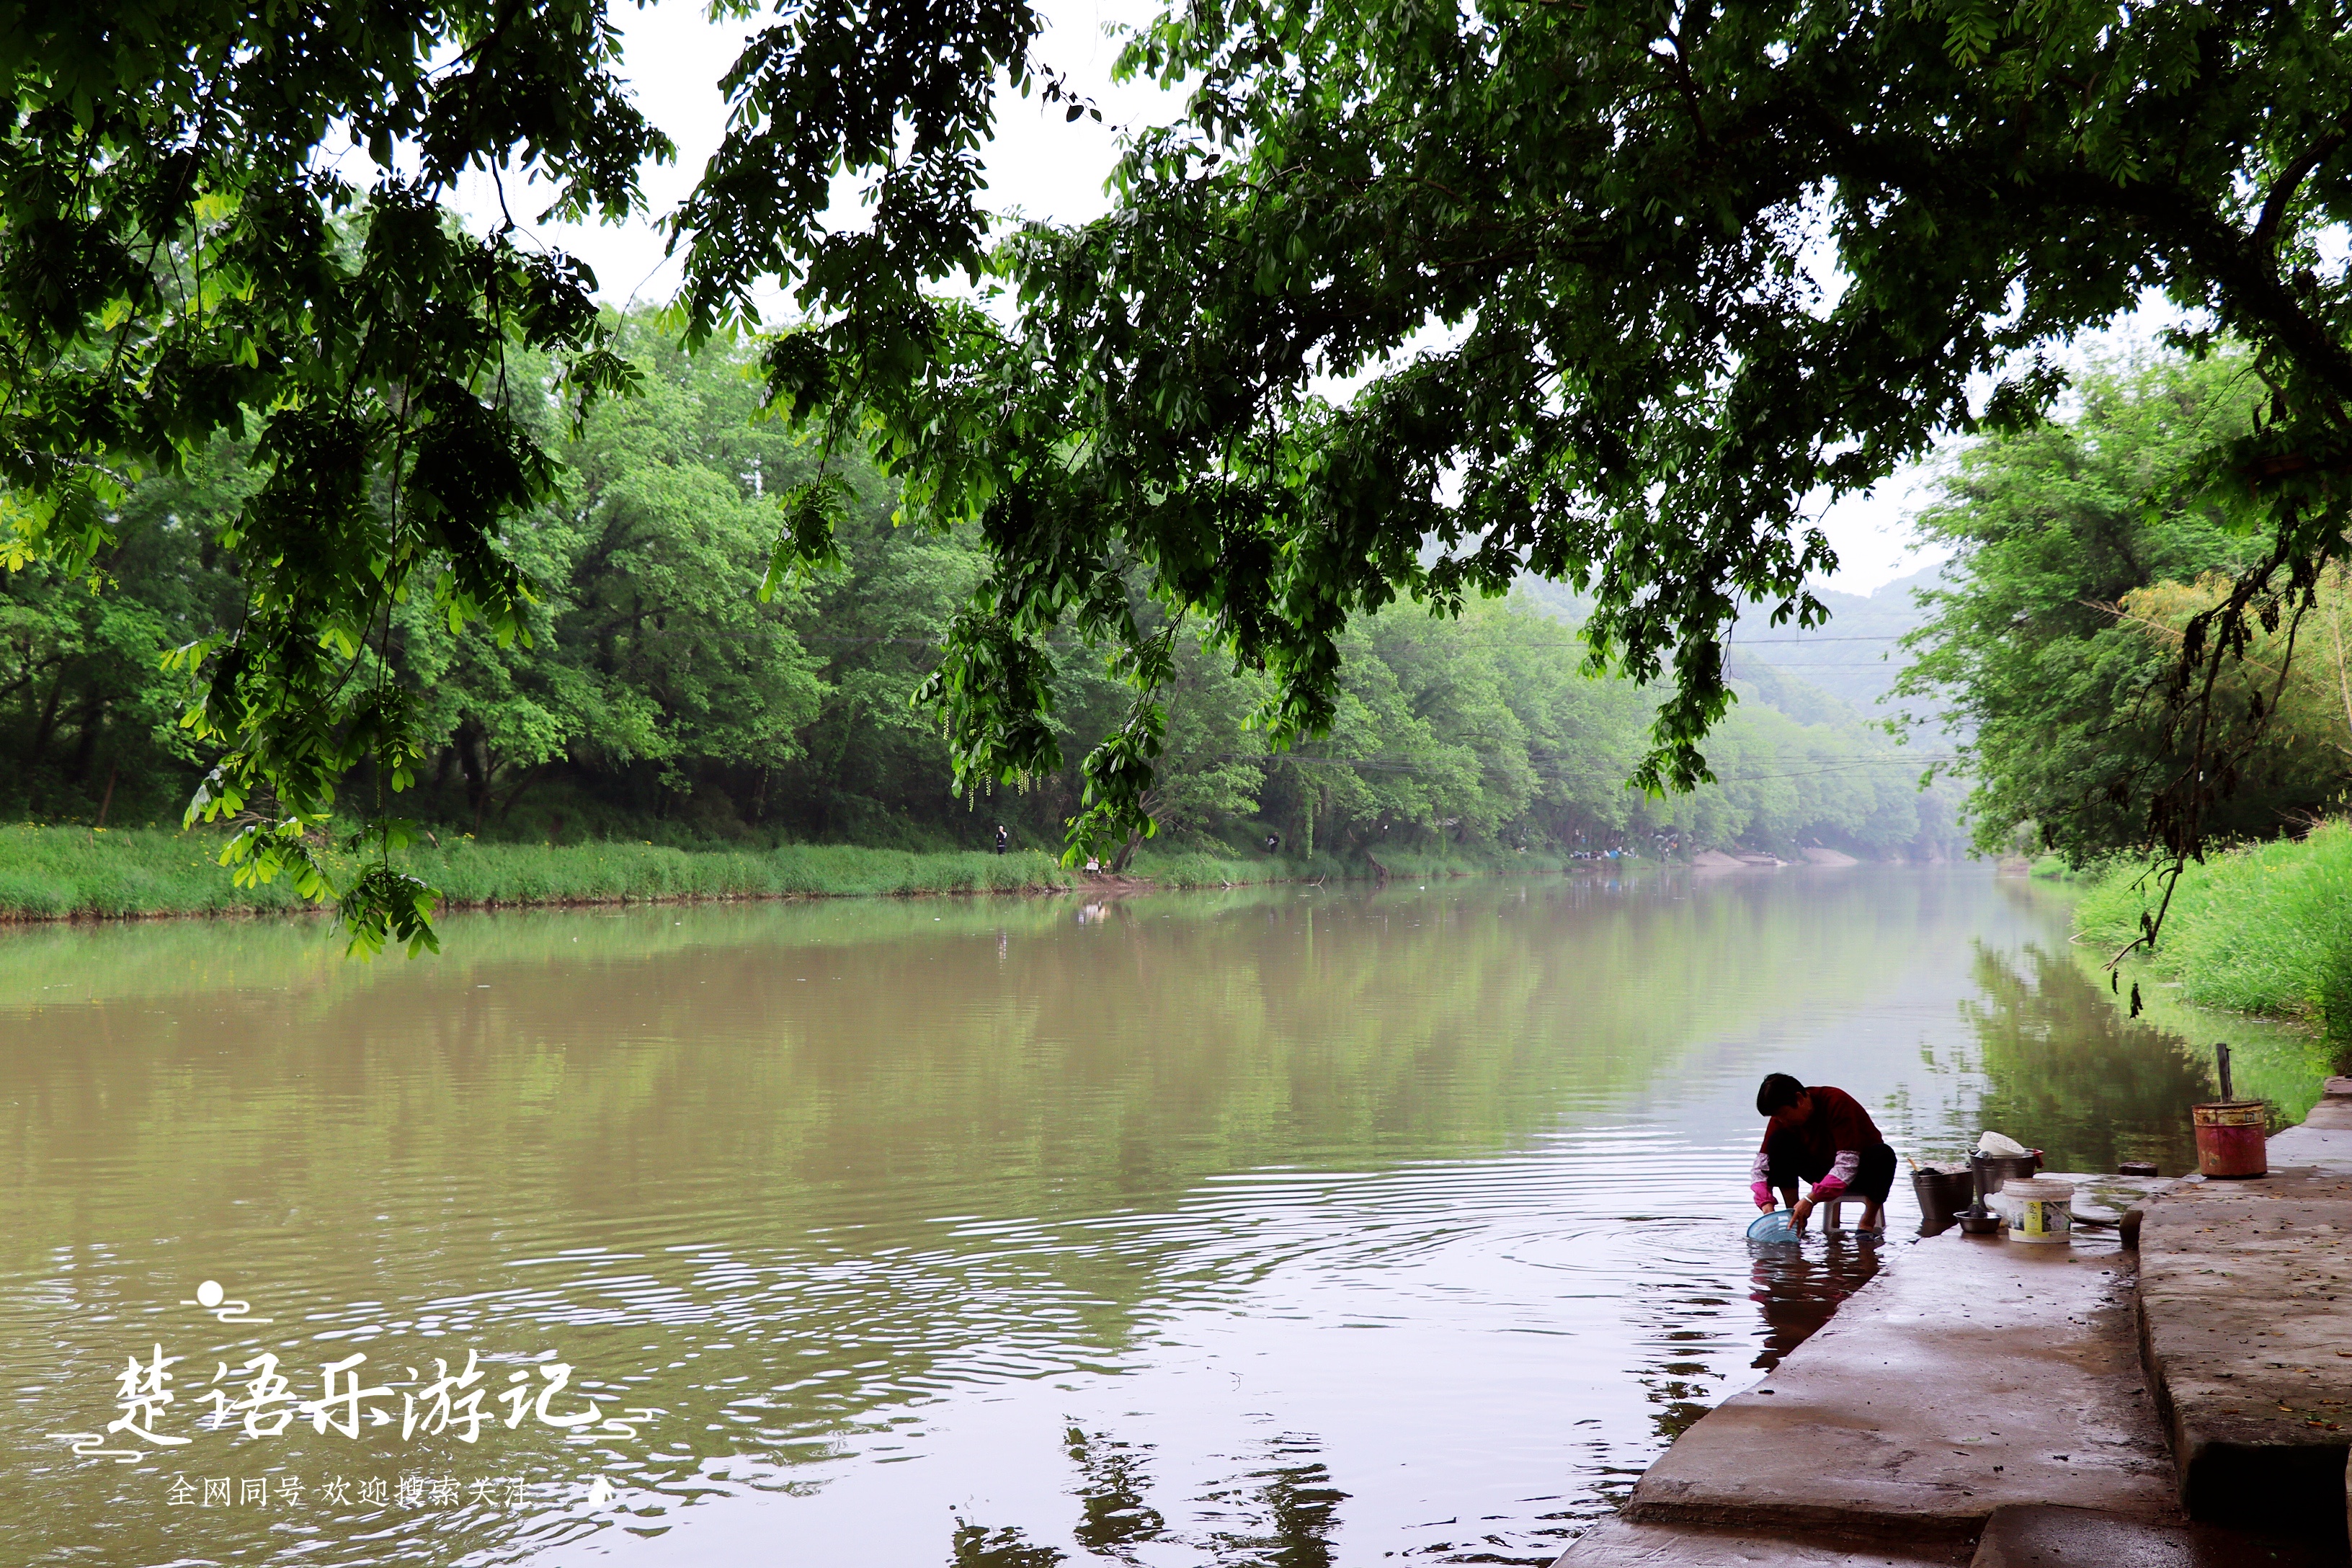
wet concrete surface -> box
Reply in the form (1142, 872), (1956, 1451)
(1561, 1505), (2340, 1568)
(1554, 1518), (1972, 1566)
(2138, 1128), (2352, 1533)
(1615, 1223), (2176, 1544)
(2267, 1077), (2352, 1170)
(1969, 1503), (2340, 1568)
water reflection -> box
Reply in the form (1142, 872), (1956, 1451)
(1195, 1436), (1347, 1568)
(952, 1520), (1068, 1567)
(1066, 1428), (1167, 1558)
(1746, 1240), (1884, 1373)
(0, 869), (2286, 1567)
(953, 1433), (1342, 1568)
(1958, 940), (2239, 1175)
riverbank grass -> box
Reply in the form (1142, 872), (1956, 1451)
(0, 824), (1599, 922)
(2076, 820), (2352, 1043)
(0, 825), (1081, 919)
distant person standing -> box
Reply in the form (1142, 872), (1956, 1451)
(994, 824), (1009, 855)
(1750, 1074), (1895, 1235)
(1264, 832), (1281, 854)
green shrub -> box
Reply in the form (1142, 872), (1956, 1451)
(2077, 821), (2352, 1043)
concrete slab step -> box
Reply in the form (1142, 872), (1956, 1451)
(1551, 1517), (1970, 1566)
(2136, 1168), (2352, 1536)
(1620, 1228), (2175, 1542)
(1551, 1503), (2346, 1567)
(2266, 1080), (2352, 1167)
(1969, 1503), (2344, 1568)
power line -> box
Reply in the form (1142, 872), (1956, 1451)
(1215, 749), (1953, 776)
(617, 612), (1925, 649)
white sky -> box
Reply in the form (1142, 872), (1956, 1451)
(446, 0), (2188, 597)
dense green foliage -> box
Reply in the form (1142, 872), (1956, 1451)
(2, 332), (1957, 891)
(0, 0), (678, 949)
(1898, 353), (2348, 862)
(2079, 821), (2352, 1050)
(6, 1), (2347, 944)
(739, 0), (2352, 866)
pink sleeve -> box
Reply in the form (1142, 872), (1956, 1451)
(1812, 1149), (1860, 1197)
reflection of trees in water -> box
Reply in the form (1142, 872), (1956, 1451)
(1747, 1240), (1882, 1372)
(1956, 942), (2206, 1174)
(1640, 1327), (1725, 1445)
(1066, 1425), (1167, 1558)
(952, 1520), (1069, 1567)
(1194, 1433), (1348, 1568)
(949, 1429), (1347, 1568)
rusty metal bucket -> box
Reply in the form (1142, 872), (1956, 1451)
(2193, 1100), (2268, 1178)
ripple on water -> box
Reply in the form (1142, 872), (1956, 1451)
(0, 870), (2202, 1566)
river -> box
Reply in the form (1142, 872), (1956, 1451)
(0, 867), (2276, 1567)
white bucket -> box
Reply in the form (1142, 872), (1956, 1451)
(2003, 1177), (2074, 1244)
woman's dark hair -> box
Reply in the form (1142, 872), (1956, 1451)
(1756, 1074), (1807, 1115)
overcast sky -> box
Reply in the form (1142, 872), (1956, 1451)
(442, 0), (2054, 596)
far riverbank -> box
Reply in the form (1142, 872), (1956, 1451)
(0, 824), (1558, 923)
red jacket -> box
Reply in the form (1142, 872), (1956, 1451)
(1749, 1085), (1883, 1197)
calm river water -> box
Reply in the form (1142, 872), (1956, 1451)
(0, 868), (2276, 1567)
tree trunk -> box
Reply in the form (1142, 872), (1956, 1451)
(95, 763), (117, 828)
(1111, 827), (1146, 874)
(496, 763), (548, 824)
(454, 716), (490, 832)
(69, 694), (106, 782)
(29, 669), (68, 762)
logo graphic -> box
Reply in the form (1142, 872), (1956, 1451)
(182, 1280), (272, 1324)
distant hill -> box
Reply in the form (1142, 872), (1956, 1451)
(1516, 576), (1874, 734)
(1513, 562), (1955, 726)
(1729, 561), (1956, 714)
(1510, 571), (1965, 854)
(1721, 653), (1862, 729)
(1510, 576), (1592, 631)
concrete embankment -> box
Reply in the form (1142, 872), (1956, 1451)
(1555, 1084), (2352, 1568)
(2134, 1079), (2352, 1537)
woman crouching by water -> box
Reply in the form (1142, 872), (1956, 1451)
(1749, 1073), (1896, 1236)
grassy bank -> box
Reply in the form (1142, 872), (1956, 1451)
(1125, 844), (1540, 888)
(0, 825), (1084, 919)
(0, 826), (1569, 922)
(2076, 821), (2352, 1046)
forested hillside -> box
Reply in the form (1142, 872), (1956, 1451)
(3, 321), (1962, 865)
(1734, 564), (1950, 713)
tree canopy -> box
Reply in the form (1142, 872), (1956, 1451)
(1899, 352), (2347, 865)
(4, 0), (2347, 942)
(3, 323), (1961, 870)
